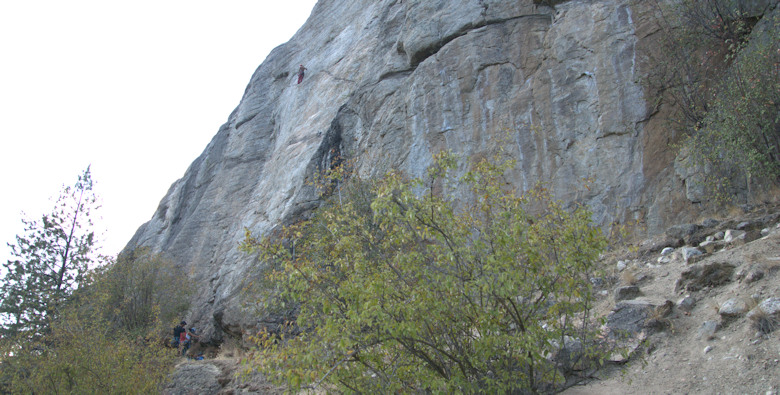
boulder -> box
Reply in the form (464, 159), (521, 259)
(718, 298), (750, 318)
(614, 285), (641, 302)
(675, 262), (735, 292)
(681, 246), (703, 264)
(606, 300), (655, 339)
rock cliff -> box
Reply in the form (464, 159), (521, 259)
(125, 0), (757, 342)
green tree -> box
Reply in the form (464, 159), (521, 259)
(96, 247), (191, 336)
(0, 167), (103, 340)
(0, 249), (184, 394)
(242, 152), (609, 393)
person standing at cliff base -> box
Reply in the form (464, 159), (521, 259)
(172, 321), (186, 348)
(297, 64), (307, 84)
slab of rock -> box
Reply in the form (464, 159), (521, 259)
(675, 262), (735, 292)
(606, 300), (655, 339)
(700, 218), (720, 228)
(614, 285), (641, 302)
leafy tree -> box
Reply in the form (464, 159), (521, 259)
(0, 167), (104, 341)
(95, 247), (191, 336)
(0, 249), (184, 394)
(242, 152), (610, 393)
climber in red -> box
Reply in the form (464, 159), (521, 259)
(297, 64), (307, 84)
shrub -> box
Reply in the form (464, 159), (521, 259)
(649, 0), (779, 202)
(242, 152), (610, 393)
(0, 249), (185, 393)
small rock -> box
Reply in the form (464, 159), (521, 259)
(700, 218), (720, 228)
(713, 231), (725, 240)
(746, 270), (765, 283)
(677, 295), (696, 312)
(761, 227), (771, 237)
(616, 260), (627, 271)
(657, 256), (672, 264)
(660, 247), (675, 256)
(724, 229), (746, 243)
(703, 345), (713, 354)
(736, 221), (750, 230)
(719, 298), (750, 317)
(697, 320), (720, 340)
(698, 240), (724, 254)
(615, 285), (641, 302)
(681, 246), (703, 263)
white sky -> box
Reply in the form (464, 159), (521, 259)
(0, 1), (318, 260)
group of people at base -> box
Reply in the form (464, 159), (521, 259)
(171, 320), (202, 358)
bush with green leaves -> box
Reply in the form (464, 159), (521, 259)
(242, 152), (609, 393)
(0, 249), (186, 393)
(95, 247), (192, 336)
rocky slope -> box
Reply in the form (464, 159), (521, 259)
(126, 0), (777, 346)
(564, 207), (780, 394)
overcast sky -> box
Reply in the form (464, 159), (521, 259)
(0, 1), (318, 260)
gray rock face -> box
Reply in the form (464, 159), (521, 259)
(124, 0), (719, 342)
